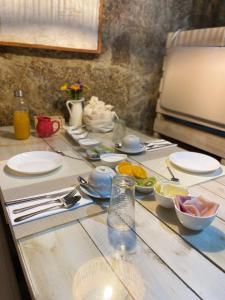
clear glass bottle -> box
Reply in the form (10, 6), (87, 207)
(13, 90), (30, 139)
(112, 118), (126, 144)
(107, 175), (135, 231)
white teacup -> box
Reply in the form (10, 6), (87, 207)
(88, 166), (116, 197)
(122, 135), (141, 151)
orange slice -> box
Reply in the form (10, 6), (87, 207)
(132, 165), (147, 179)
(118, 164), (133, 176)
(117, 161), (131, 168)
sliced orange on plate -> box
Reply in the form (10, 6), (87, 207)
(132, 165), (147, 179)
(118, 164), (133, 176)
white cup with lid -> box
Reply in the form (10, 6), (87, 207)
(122, 135), (141, 151)
(88, 166), (116, 197)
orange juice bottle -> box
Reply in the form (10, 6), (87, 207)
(13, 90), (30, 139)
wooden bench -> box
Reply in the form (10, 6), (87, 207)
(154, 27), (225, 162)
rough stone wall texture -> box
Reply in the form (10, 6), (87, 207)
(0, 0), (224, 132)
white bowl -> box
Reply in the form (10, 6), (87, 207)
(79, 138), (101, 149)
(174, 201), (218, 230)
(122, 135), (141, 151)
(100, 153), (127, 168)
(88, 166), (116, 197)
(154, 181), (189, 208)
(153, 184), (174, 208)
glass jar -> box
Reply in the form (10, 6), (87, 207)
(112, 119), (126, 144)
(13, 90), (30, 139)
(107, 175), (135, 231)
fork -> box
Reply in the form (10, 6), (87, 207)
(13, 188), (78, 214)
(14, 192), (81, 223)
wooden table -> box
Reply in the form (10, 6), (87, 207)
(0, 126), (225, 300)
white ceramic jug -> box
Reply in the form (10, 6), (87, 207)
(66, 98), (84, 127)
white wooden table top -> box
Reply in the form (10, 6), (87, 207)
(1, 127), (225, 300)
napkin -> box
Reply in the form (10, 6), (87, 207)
(7, 187), (93, 226)
(175, 195), (219, 217)
(83, 96), (116, 132)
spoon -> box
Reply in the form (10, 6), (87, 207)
(166, 166), (179, 182)
(78, 176), (103, 197)
(115, 143), (122, 148)
(165, 159), (179, 182)
(55, 150), (84, 161)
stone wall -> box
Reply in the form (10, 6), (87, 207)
(0, 0), (224, 132)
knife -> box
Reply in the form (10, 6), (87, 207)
(6, 191), (69, 206)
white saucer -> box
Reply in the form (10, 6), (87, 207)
(79, 185), (110, 199)
(7, 151), (63, 174)
(115, 145), (146, 154)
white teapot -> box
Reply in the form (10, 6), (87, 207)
(88, 166), (116, 197)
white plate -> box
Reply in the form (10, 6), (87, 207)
(7, 151), (63, 174)
(79, 185), (110, 199)
(115, 145), (146, 154)
(169, 151), (220, 173)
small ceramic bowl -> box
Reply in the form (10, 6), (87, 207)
(79, 138), (101, 149)
(154, 181), (189, 208)
(153, 182), (174, 208)
(100, 153), (127, 168)
(88, 166), (116, 197)
(135, 185), (154, 194)
(122, 135), (141, 151)
(174, 201), (218, 230)
(115, 164), (155, 194)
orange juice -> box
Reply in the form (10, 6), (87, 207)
(13, 111), (30, 139)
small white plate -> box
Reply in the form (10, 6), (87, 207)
(169, 151), (220, 173)
(7, 151), (63, 174)
(135, 185), (154, 194)
(79, 138), (101, 149)
(115, 145), (146, 154)
(79, 185), (110, 199)
(100, 153), (127, 167)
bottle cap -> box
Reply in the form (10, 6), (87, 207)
(14, 90), (24, 97)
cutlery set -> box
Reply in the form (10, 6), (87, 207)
(144, 140), (176, 150)
(9, 177), (104, 223)
(115, 140), (176, 150)
(10, 187), (81, 223)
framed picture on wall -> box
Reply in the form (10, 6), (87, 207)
(0, 0), (103, 53)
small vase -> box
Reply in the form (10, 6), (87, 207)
(66, 98), (84, 127)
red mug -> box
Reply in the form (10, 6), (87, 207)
(36, 116), (60, 138)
